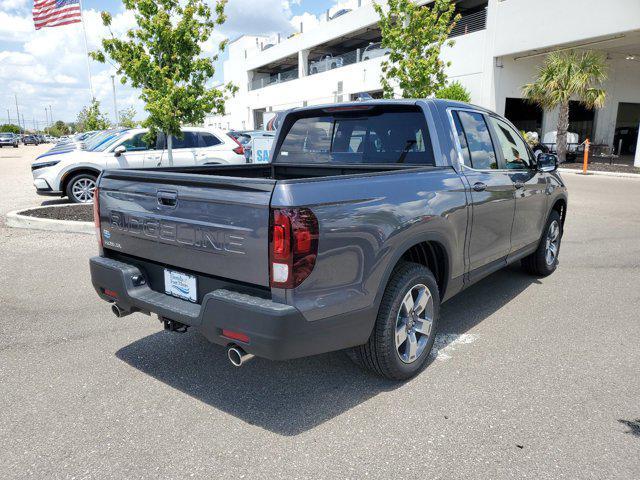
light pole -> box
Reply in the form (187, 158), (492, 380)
(111, 75), (118, 126)
(14, 94), (21, 133)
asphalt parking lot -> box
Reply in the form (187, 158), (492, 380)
(1, 145), (638, 479)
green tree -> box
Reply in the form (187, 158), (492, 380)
(118, 106), (139, 128)
(91, 0), (236, 165)
(49, 120), (71, 137)
(523, 50), (607, 162)
(0, 124), (21, 134)
(76, 100), (111, 132)
(435, 81), (471, 103)
(374, 0), (460, 98)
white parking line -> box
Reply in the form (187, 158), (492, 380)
(430, 333), (479, 361)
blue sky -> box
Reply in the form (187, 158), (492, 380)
(0, 0), (346, 126)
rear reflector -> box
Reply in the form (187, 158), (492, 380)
(103, 289), (118, 299)
(222, 329), (250, 343)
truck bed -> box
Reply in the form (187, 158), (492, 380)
(129, 163), (424, 181)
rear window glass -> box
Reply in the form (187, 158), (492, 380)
(275, 108), (435, 165)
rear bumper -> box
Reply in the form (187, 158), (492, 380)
(90, 256), (371, 360)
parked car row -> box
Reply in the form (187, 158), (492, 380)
(0, 132), (58, 147)
(31, 126), (246, 203)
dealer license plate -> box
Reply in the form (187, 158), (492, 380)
(164, 269), (197, 303)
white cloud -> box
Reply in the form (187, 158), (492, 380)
(218, 0), (296, 38)
(0, 11), (33, 42)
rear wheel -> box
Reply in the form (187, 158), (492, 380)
(66, 173), (97, 204)
(348, 261), (440, 380)
(522, 210), (562, 276)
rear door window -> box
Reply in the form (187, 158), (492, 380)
(198, 132), (222, 147)
(276, 107), (435, 165)
(171, 132), (199, 149)
(454, 111), (498, 170)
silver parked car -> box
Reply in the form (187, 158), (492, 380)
(362, 42), (390, 61)
(0, 132), (19, 148)
(309, 54), (344, 74)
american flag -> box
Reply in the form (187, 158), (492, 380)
(33, 0), (83, 30)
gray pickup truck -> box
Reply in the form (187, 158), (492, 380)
(90, 99), (567, 380)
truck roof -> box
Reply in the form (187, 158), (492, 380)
(287, 98), (493, 115)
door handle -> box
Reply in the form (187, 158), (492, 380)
(473, 182), (487, 192)
(514, 181), (525, 190)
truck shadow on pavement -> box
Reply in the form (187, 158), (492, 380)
(116, 265), (539, 436)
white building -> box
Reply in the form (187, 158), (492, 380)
(207, 0), (640, 159)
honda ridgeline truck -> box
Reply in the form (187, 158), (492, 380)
(90, 100), (567, 380)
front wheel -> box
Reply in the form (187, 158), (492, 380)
(522, 210), (562, 276)
(66, 173), (97, 204)
(348, 261), (440, 380)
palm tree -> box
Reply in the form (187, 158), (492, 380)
(523, 50), (608, 163)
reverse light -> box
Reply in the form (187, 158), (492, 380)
(93, 187), (102, 248)
(269, 208), (319, 289)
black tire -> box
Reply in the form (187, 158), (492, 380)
(348, 261), (440, 380)
(522, 210), (562, 277)
(65, 172), (98, 204)
(13, 144), (18, 148)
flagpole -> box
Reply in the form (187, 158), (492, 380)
(78, 0), (95, 100)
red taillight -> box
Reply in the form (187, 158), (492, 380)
(228, 134), (245, 155)
(93, 187), (102, 247)
(222, 329), (250, 343)
(269, 208), (318, 289)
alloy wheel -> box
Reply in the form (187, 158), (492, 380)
(395, 283), (434, 364)
(71, 178), (96, 203)
(545, 220), (561, 266)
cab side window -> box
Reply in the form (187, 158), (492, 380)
(454, 111), (498, 170)
(488, 117), (533, 170)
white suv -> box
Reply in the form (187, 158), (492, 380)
(31, 127), (245, 203)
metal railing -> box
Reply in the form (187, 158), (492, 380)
(450, 8), (487, 38)
(249, 67), (299, 91)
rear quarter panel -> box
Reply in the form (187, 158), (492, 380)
(271, 168), (469, 322)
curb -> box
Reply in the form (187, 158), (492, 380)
(558, 168), (640, 180)
(6, 205), (94, 235)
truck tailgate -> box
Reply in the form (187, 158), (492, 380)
(97, 169), (275, 287)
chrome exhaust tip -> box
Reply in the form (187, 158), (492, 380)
(227, 345), (255, 367)
(111, 304), (132, 318)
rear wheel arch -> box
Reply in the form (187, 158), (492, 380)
(375, 236), (451, 314)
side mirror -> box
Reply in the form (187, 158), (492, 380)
(114, 145), (126, 157)
(537, 153), (558, 173)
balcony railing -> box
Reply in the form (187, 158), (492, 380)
(450, 8), (487, 38)
(249, 67), (299, 91)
